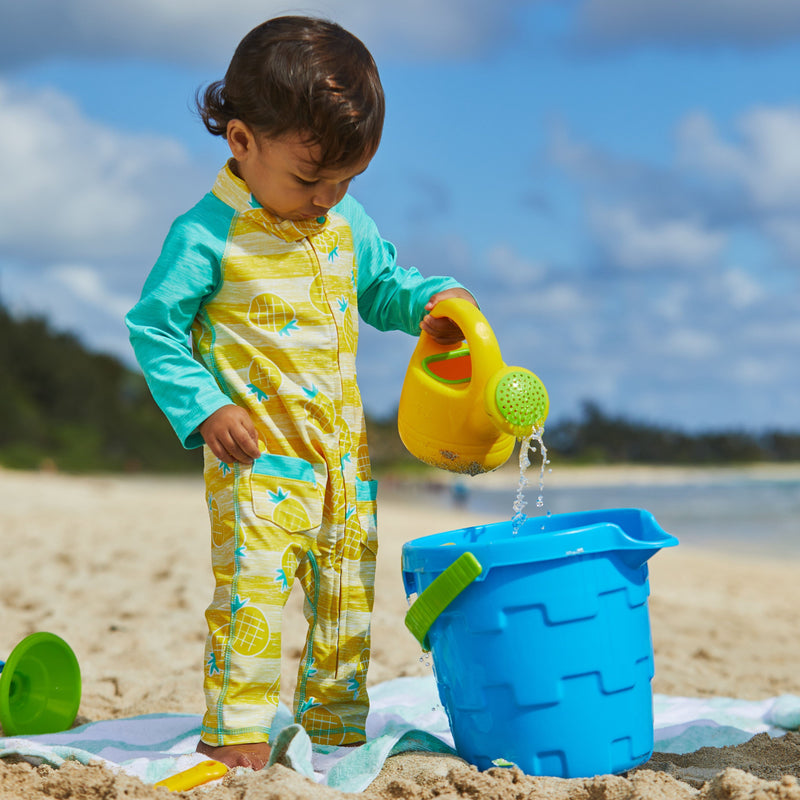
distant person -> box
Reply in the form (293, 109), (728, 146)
(126, 16), (476, 770)
(452, 481), (469, 507)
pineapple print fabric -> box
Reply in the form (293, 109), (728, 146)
(126, 163), (463, 748)
(195, 166), (376, 746)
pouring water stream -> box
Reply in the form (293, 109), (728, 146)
(511, 428), (549, 534)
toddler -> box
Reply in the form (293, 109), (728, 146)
(126, 15), (475, 770)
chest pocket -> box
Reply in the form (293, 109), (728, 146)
(250, 453), (324, 533)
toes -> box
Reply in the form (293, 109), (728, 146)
(230, 751), (255, 769)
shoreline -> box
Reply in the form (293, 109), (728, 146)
(8, 458), (800, 486)
(378, 460), (800, 490)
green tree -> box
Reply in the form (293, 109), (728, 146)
(0, 304), (199, 472)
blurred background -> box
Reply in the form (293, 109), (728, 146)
(1, 0), (799, 471)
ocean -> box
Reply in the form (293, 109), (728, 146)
(398, 468), (800, 559)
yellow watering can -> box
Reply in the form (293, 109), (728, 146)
(398, 298), (549, 474)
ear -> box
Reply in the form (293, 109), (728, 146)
(226, 119), (256, 161)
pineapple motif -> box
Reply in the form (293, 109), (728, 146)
(323, 467), (346, 527)
(264, 674), (281, 707)
(231, 601), (271, 657)
(302, 385), (337, 435)
(353, 439), (372, 481)
(348, 647), (370, 699)
(308, 273), (331, 316)
(302, 705), (347, 746)
(247, 358), (282, 403)
(249, 293), (298, 336)
(314, 227), (341, 262)
(208, 492), (224, 547)
(341, 306), (357, 354)
(274, 544), (297, 593)
(341, 513), (365, 562)
(356, 646), (370, 677)
(210, 603), (270, 659)
(336, 415), (353, 458)
(269, 487), (312, 531)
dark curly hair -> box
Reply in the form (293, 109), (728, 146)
(197, 16), (385, 170)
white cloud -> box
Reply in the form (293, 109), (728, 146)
(731, 357), (780, 385)
(719, 268), (764, 309)
(590, 206), (725, 270)
(764, 217), (800, 258)
(51, 265), (133, 319)
(485, 243), (547, 286)
(575, 0), (800, 50)
(539, 106), (800, 427)
(0, 0), (530, 67)
(553, 104), (800, 269)
(678, 107), (800, 259)
(533, 283), (586, 316)
(660, 328), (719, 359)
(679, 107), (800, 211)
(0, 80), (205, 269)
(1, 259), (139, 364)
(651, 283), (691, 322)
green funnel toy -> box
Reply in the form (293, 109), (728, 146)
(0, 632), (81, 736)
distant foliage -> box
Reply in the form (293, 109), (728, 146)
(545, 401), (800, 465)
(369, 400), (800, 468)
(0, 304), (200, 472)
(2, 304), (797, 472)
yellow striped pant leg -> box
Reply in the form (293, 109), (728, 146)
(293, 477), (378, 745)
(200, 457), (306, 745)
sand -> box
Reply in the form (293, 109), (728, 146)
(1, 464), (800, 799)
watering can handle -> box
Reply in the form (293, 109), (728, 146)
(404, 552), (482, 652)
(423, 298), (506, 378)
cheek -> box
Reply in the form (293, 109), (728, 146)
(269, 184), (309, 213)
(285, 183), (314, 204)
(334, 182), (351, 204)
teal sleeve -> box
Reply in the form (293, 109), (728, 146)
(334, 194), (465, 335)
(125, 193), (235, 449)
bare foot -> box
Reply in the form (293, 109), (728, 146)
(196, 739), (272, 770)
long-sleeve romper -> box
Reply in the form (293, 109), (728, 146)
(125, 163), (462, 747)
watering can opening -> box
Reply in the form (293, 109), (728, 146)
(422, 349), (472, 384)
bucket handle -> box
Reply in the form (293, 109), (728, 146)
(404, 552), (482, 652)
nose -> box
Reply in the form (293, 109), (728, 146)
(312, 181), (346, 211)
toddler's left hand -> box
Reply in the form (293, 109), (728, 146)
(421, 288), (478, 345)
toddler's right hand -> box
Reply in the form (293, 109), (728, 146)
(199, 405), (261, 465)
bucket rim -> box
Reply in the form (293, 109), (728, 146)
(401, 507), (678, 576)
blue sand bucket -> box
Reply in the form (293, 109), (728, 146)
(402, 508), (678, 778)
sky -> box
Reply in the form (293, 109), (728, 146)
(1, 0), (799, 433)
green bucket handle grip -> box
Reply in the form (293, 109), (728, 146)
(404, 552), (482, 651)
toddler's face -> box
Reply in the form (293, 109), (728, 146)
(232, 129), (372, 221)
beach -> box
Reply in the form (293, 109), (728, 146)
(2, 465), (800, 799)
